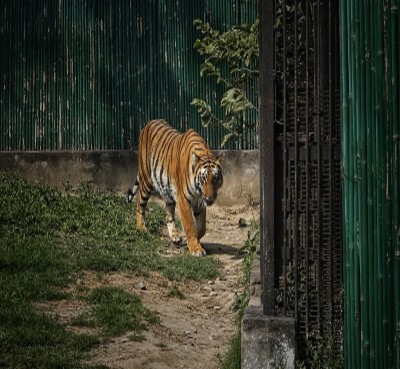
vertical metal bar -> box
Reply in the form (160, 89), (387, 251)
(328, 0), (334, 329)
(353, 0), (364, 367)
(357, 0), (371, 366)
(259, 0), (275, 315)
(382, 0), (391, 363)
(305, 0), (310, 339)
(383, 4), (394, 368)
(340, 0), (351, 366)
(82, 1), (88, 150)
(389, 2), (400, 367)
(315, 0), (323, 334)
(350, 0), (361, 365)
(282, 0), (288, 317)
(364, 0), (376, 365)
(374, 1), (385, 365)
(58, 0), (63, 150)
(293, 0), (300, 335)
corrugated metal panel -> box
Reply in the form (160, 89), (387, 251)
(0, 0), (258, 150)
(341, 0), (400, 368)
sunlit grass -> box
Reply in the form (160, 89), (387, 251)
(73, 286), (159, 338)
(0, 171), (220, 368)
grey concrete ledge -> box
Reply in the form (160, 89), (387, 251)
(242, 249), (295, 369)
(0, 150), (259, 207)
(241, 306), (296, 369)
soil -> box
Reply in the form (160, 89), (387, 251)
(46, 204), (259, 369)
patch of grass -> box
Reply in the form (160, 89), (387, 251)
(296, 329), (343, 369)
(155, 342), (168, 349)
(75, 286), (159, 338)
(129, 333), (146, 342)
(218, 332), (241, 369)
(167, 284), (185, 299)
(162, 254), (220, 281)
(0, 237), (71, 303)
(0, 171), (221, 368)
(220, 217), (259, 369)
(0, 300), (100, 369)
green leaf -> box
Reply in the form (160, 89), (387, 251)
(192, 17), (259, 147)
(221, 133), (234, 147)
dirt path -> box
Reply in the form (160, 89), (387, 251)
(59, 204), (259, 369)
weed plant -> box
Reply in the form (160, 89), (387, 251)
(220, 216), (260, 369)
(0, 171), (220, 369)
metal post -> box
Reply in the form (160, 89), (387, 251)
(259, 0), (275, 315)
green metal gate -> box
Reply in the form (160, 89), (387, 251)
(0, 0), (258, 151)
(341, 0), (400, 368)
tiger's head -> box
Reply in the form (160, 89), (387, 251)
(192, 153), (223, 206)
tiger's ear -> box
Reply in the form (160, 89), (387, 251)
(191, 152), (201, 164)
(215, 155), (221, 164)
(191, 152), (200, 172)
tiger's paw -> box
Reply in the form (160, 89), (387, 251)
(188, 241), (206, 257)
(167, 224), (182, 244)
(191, 248), (206, 257)
(136, 223), (148, 233)
(171, 233), (183, 244)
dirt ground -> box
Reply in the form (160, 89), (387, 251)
(48, 204), (259, 369)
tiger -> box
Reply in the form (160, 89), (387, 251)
(127, 119), (223, 256)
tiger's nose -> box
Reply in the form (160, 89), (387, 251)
(204, 196), (215, 206)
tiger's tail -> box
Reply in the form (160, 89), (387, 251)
(126, 178), (139, 203)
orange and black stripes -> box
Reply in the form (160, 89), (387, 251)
(127, 119), (223, 256)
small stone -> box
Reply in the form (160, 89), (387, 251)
(238, 218), (248, 227)
(136, 282), (147, 290)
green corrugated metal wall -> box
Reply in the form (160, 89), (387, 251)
(0, 0), (258, 151)
(341, 0), (400, 368)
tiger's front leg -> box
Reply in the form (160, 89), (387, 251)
(194, 206), (206, 240)
(166, 203), (182, 244)
(177, 196), (206, 256)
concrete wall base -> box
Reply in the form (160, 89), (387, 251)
(241, 306), (295, 369)
(0, 150), (259, 206)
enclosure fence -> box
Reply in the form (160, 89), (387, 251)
(260, 0), (343, 363)
(0, 0), (258, 151)
(341, 0), (400, 368)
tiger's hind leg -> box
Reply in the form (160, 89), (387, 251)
(136, 185), (151, 232)
(194, 206), (206, 240)
(166, 203), (182, 244)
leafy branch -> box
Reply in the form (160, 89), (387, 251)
(191, 19), (259, 147)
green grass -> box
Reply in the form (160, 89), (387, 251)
(73, 286), (159, 338)
(167, 285), (185, 299)
(219, 333), (242, 369)
(220, 219), (259, 369)
(0, 171), (220, 369)
(0, 300), (101, 369)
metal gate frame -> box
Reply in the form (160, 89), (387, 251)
(260, 0), (343, 362)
